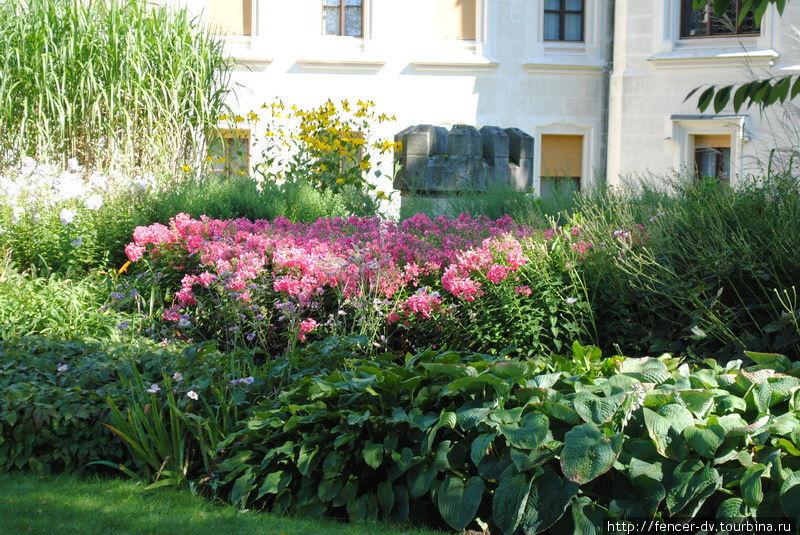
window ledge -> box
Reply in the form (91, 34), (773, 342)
(409, 58), (498, 73)
(522, 58), (605, 75)
(296, 58), (386, 72)
(647, 48), (779, 69)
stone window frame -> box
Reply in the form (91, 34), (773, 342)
(669, 115), (747, 184)
(322, 0), (364, 38)
(534, 122), (594, 196)
(679, 0), (760, 39)
(543, 0), (585, 42)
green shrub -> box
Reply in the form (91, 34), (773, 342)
(0, 0), (232, 172)
(0, 260), (138, 341)
(211, 342), (800, 533)
(0, 337), (257, 476)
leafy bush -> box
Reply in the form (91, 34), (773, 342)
(122, 213), (594, 356)
(0, 0), (232, 172)
(0, 259), (139, 341)
(211, 343), (800, 533)
(0, 337), (256, 476)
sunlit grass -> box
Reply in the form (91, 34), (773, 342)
(0, 472), (448, 535)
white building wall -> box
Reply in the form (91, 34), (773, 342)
(178, 0), (611, 195)
(607, 0), (800, 187)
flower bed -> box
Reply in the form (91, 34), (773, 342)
(124, 213), (595, 355)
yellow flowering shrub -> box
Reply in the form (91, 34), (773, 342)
(226, 99), (401, 201)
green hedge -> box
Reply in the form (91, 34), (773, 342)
(211, 343), (800, 533)
(0, 337), (252, 474)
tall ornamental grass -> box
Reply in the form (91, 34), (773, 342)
(0, 0), (232, 172)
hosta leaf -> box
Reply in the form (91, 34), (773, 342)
(560, 423), (622, 484)
(780, 471), (800, 518)
(571, 496), (607, 535)
(717, 497), (750, 522)
(470, 433), (497, 466)
(684, 424), (725, 458)
(437, 476), (485, 531)
(377, 481), (394, 516)
(643, 405), (694, 460)
(390, 485), (410, 522)
(522, 465), (578, 534)
(492, 469), (533, 535)
(446, 374), (510, 396)
(676, 390), (715, 418)
(573, 391), (626, 425)
(741, 463), (768, 508)
(456, 401), (492, 430)
(510, 447), (557, 473)
(666, 459), (721, 517)
(257, 470), (292, 498)
(407, 463), (437, 498)
(499, 412), (549, 450)
(318, 477), (343, 502)
(363, 441), (383, 469)
(492, 361), (532, 380)
(745, 351), (792, 372)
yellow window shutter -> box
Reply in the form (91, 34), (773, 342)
(207, 0), (252, 36)
(541, 134), (583, 178)
(434, 0), (477, 40)
(694, 134), (731, 148)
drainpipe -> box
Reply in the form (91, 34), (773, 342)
(598, 0), (615, 190)
(605, 0), (627, 188)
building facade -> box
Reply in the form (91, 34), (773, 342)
(179, 0), (800, 193)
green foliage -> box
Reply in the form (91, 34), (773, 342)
(0, 259), (137, 341)
(0, 0), (232, 172)
(687, 0), (793, 111)
(0, 336), (256, 477)
(210, 342), (800, 532)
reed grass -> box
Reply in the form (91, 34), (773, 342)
(0, 0), (232, 173)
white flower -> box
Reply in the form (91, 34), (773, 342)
(11, 206), (24, 223)
(66, 157), (82, 172)
(565, 297), (578, 305)
(177, 317), (191, 328)
(71, 238), (83, 247)
(88, 172), (108, 190)
(146, 383), (161, 394)
(57, 363), (69, 372)
(59, 208), (76, 225)
(172, 372), (184, 382)
(84, 193), (103, 210)
(186, 390), (199, 400)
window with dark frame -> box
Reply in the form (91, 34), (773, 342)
(323, 0), (363, 37)
(681, 0), (759, 38)
(693, 134), (731, 183)
(543, 0), (584, 42)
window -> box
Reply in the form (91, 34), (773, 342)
(694, 134), (731, 182)
(207, 0), (252, 36)
(208, 129), (250, 176)
(680, 0), (759, 38)
(434, 0), (477, 40)
(540, 134), (582, 196)
(323, 0), (363, 37)
(543, 0), (583, 42)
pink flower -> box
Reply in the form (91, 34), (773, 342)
(124, 243), (145, 262)
(515, 285), (532, 296)
(299, 317), (318, 333)
(486, 265), (508, 284)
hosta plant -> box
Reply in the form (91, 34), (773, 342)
(210, 343), (800, 533)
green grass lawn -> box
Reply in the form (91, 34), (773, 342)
(0, 472), (448, 535)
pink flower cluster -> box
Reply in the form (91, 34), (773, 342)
(123, 212), (596, 341)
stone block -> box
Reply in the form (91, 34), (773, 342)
(479, 126), (509, 158)
(505, 127), (534, 163)
(447, 125), (482, 156)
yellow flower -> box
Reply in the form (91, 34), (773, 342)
(336, 178), (345, 185)
(218, 114), (229, 121)
(181, 165), (191, 172)
(233, 115), (245, 123)
(236, 170), (246, 175)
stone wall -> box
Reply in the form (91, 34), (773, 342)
(392, 124), (534, 194)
